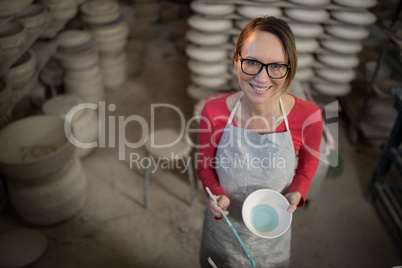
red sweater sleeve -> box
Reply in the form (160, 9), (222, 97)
(197, 95), (231, 197)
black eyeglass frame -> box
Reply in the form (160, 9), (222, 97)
(238, 54), (291, 79)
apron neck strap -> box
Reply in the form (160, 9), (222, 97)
(279, 97), (290, 131)
(228, 93), (290, 131)
(228, 92), (243, 125)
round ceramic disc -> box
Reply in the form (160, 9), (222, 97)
(333, 0), (377, 8)
(237, 6), (282, 19)
(185, 44), (228, 62)
(320, 39), (363, 54)
(284, 8), (329, 23)
(295, 38), (320, 53)
(191, 74), (228, 89)
(317, 54), (359, 69)
(190, 1), (235, 16)
(186, 30), (229, 46)
(298, 53), (315, 68)
(325, 25), (369, 40)
(288, 22), (324, 37)
(187, 15), (232, 33)
(295, 68), (314, 81)
(0, 229), (47, 268)
(188, 60), (228, 76)
(57, 30), (92, 48)
(316, 68), (356, 82)
(331, 10), (376, 26)
(288, 0), (330, 5)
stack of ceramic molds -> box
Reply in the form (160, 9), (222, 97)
(282, 0), (377, 99)
(80, 0), (129, 91)
(0, 115), (87, 226)
(42, 94), (100, 158)
(55, 29), (104, 104)
(185, 1), (236, 101)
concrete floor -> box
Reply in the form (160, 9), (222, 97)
(1, 21), (402, 268)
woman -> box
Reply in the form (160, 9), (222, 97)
(197, 17), (323, 268)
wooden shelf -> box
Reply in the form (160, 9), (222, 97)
(0, 20), (65, 77)
(9, 40), (58, 112)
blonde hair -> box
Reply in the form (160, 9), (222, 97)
(232, 16), (297, 92)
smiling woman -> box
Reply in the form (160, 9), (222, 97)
(197, 17), (323, 268)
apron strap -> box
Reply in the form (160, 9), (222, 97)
(279, 97), (290, 131)
(227, 92), (243, 125)
(228, 93), (290, 132)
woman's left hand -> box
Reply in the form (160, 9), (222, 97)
(284, 191), (302, 213)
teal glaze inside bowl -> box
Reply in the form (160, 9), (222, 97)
(250, 204), (279, 233)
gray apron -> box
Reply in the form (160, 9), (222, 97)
(200, 93), (296, 268)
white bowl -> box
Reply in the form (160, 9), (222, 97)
(242, 189), (292, 239)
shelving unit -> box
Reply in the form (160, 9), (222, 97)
(340, 0), (402, 145)
(366, 86), (402, 248)
(0, 15), (67, 129)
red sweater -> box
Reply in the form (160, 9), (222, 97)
(197, 93), (323, 207)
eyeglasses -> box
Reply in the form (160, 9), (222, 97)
(238, 55), (290, 79)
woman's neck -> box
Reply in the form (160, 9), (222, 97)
(240, 93), (283, 118)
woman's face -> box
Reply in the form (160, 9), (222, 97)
(235, 30), (288, 105)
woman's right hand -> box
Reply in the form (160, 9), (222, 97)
(207, 194), (230, 218)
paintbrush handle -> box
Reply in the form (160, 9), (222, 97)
(205, 187), (256, 268)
